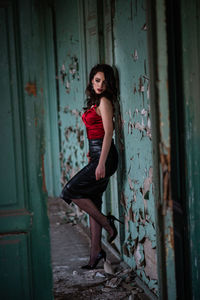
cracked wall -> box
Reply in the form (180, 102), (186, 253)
(54, 1), (87, 189)
(113, 0), (158, 293)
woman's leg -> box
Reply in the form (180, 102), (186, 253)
(72, 198), (114, 237)
(89, 216), (102, 265)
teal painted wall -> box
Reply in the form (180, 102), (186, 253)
(113, 0), (157, 292)
(54, 0), (88, 192)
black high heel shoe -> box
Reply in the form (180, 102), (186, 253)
(81, 249), (106, 270)
(107, 213), (124, 244)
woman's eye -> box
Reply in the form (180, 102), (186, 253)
(95, 79), (100, 82)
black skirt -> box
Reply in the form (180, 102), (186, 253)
(60, 139), (118, 209)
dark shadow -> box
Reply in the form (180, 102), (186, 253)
(113, 66), (126, 243)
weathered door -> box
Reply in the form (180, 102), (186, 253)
(0, 1), (53, 299)
(148, 0), (200, 298)
(166, 1), (191, 298)
(147, 1), (177, 298)
(155, 1), (200, 298)
(179, 1), (200, 298)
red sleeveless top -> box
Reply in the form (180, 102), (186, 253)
(82, 105), (105, 139)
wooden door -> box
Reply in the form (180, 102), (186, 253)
(149, 0), (200, 298)
(166, 1), (191, 298)
(0, 1), (53, 299)
(179, 0), (200, 298)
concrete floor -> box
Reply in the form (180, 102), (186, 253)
(48, 197), (154, 300)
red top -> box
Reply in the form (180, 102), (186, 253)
(82, 105), (105, 139)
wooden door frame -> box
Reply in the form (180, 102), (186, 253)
(148, 0), (200, 299)
(42, 1), (62, 197)
(147, 1), (177, 299)
(180, 1), (200, 298)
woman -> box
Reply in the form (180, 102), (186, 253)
(60, 64), (122, 269)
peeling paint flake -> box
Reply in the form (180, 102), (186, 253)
(132, 49), (138, 61)
(123, 243), (130, 257)
(72, 109), (80, 117)
(142, 23), (147, 31)
(128, 176), (134, 191)
(135, 122), (145, 131)
(128, 205), (134, 222)
(138, 77), (144, 93)
(133, 84), (137, 94)
(143, 238), (157, 280)
(58, 56), (80, 94)
(160, 147), (172, 214)
(138, 225), (145, 242)
(121, 192), (127, 208)
(141, 108), (147, 116)
(134, 244), (145, 268)
(65, 80), (70, 93)
(147, 84), (150, 99)
(25, 82), (37, 97)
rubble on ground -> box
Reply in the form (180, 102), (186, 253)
(53, 261), (149, 299)
(48, 197), (152, 300)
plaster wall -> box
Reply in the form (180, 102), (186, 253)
(113, 0), (157, 291)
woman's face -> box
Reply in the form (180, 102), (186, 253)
(92, 72), (106, 94)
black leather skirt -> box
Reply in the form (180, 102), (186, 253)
(60, 139), (118, 210)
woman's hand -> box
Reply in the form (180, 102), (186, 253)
(86, 151), (91, 163)
(95, 163), (106, 180)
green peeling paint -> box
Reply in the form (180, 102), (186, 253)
(113, 0), (158, 293)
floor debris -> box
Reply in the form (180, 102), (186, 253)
(104, 260), (115, 275)
(105, 277), (122, 288)
(48, 197), (153, 300)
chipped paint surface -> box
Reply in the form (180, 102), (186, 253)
(59, 106), (85, 185)
(25, 82), (37, 97)
(59, 56), (80, 94)
(54, 1), (87, 189)
(113, 0), (158, 293)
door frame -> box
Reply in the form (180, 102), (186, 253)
(147, 1), (177, 298)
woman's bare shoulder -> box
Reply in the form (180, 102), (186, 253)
(99, 96), (112, 107)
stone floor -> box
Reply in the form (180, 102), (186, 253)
(48, 197), (155, 300)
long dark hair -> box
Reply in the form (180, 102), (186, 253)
(84, 64), (117, 111)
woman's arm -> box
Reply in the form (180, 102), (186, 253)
(95, 97), (113, 180)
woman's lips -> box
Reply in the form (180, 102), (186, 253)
(97, 88), (103, 92)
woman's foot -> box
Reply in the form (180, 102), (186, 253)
(81, 249), (106, 270)
(106, 213), (123, 244)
